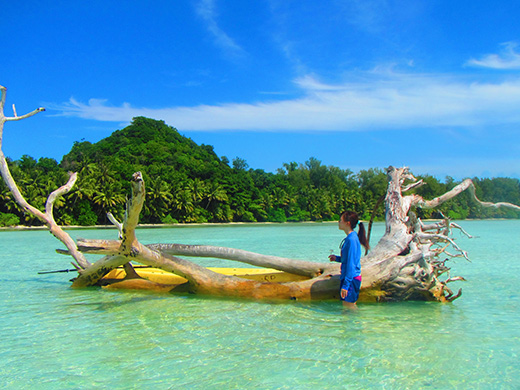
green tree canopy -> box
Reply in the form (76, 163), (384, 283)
(2, 116), (518, 226)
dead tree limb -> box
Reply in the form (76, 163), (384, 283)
(44, 165), (520, 300)
(0, 85), (90, 270)
(71, 172), (340, 299)
(70, 167), (520, 302)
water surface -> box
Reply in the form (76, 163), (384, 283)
(1, 221), (519, 389)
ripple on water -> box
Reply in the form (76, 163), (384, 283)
(1, 222), (520, 389)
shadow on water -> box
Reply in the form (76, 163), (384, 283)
(0, 275), (73, 286)
(67, 294), (179, 312)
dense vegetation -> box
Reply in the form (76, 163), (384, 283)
(1, 117), (519, 227)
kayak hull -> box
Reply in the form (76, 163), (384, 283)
(103, 267), (309, 285)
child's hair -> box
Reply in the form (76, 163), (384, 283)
(341, 211), (370, 250)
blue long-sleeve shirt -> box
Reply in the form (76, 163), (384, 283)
(334, 230), (361, 285)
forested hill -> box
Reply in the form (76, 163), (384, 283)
(1, 116), (520, 227)
(61, 116), (227, 182)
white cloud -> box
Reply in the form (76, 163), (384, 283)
(195, 0), (245, 58)
(467, 41), (520, 69)
(294, 75), (348, 91)
(50, 71), (520, 133)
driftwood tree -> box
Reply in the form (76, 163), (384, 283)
(2, 85), (520, 302)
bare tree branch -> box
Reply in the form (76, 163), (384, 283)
(107, 212), (123, 238)
(415, 232), (470, 261)
(0, 85), (90, 270)
(402, 179), (424, 193)
(413, 178), (520, 212)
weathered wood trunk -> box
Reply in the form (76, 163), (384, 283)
(63, 166), (517, 302)
(2, 85), (520, 302)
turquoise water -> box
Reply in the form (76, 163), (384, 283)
(1, 221), (519, 389)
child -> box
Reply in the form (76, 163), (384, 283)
(329, 211), (369, 308)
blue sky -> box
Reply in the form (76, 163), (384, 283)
(2, 0), (520, 180)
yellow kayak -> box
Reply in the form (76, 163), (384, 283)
(103, 266), (308, 285)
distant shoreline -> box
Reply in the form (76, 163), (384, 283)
(1, 218), (512, 232)
(0, 220), (335, 231)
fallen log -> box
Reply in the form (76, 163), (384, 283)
(2, 85), (520, 302)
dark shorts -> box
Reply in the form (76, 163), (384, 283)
(340, 276), (362, 303)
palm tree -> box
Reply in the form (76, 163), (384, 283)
(0, 183), (19, 213)
(272, 187), (289, 209)
(145, 176), (173, 222)
(204, 181), (228, 211)
(172, 187), (194, 221)
(92, 182), (126, 222)
(212, 203), (233, 222)
(187, 178), (207, 207)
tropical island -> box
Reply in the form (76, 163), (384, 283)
(2, 85), (520, 303)
(1, 116), (519, 228)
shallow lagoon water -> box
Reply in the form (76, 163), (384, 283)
(1, 221), (519, 389)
